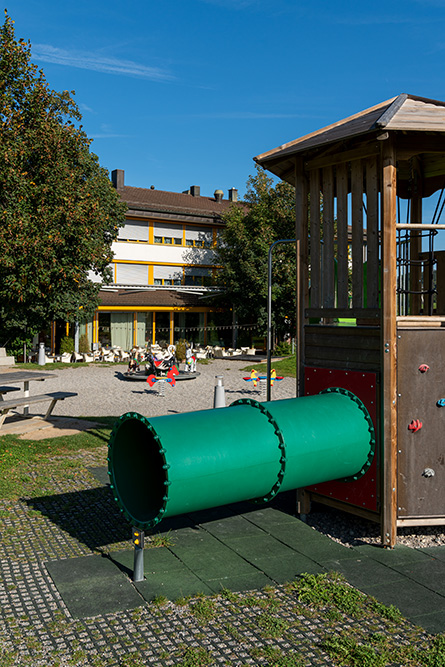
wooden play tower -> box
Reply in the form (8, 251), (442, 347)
(255, 94), (445, 546)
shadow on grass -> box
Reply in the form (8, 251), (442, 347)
(25, 483), (132, 550)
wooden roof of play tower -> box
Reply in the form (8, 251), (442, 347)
(255, 93), (445, 198)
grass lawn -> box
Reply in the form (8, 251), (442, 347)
(0, 416), (115, 500)
(243, 354), (297, 377)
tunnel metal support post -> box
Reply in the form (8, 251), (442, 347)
(132, 527), (145, 582)
(267, 239), (297, 401)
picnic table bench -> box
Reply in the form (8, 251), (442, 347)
(0, 391), (78, 430)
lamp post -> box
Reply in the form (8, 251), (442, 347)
(267, 239), (296, 401)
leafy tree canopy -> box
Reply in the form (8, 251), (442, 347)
(215, 166), (296, 336)
(0, 11), (127, 344)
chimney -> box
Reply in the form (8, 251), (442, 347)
(111, 169), (124, 189)
(228, 187), (238, 202)
(190, 185), (200, 197)
(214, 189), (223, 203)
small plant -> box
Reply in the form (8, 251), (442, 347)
(78, 334), (90, 353)
(149, 530), (174, 548)
(220, 587), (241, 604)
(189, 597), (217, 623)
(59, 336), (74, 354)
(274, 340), (292, 356)
(293, 572), (366, 618)
(251, 646), (304, 667)
(257, 611), (290, 638)
(177, 645), (213, 667)
(152, 595), (168, 606)
(369, 597), (402, 622)
(175, 339), (188, 362)
(322, 632), (388, 667)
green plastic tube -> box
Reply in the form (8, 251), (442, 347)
(108, 388), (375, 530)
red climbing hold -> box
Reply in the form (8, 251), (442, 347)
(418, 364), (430, 373)
(408, 419), (423, 433)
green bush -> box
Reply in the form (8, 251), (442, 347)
(5, 336), (33, 359)
(79, 334), (90, 354)
(59, 336), (75, 354)
(174, 339), (188, 362)
(274, 340), (292, 356)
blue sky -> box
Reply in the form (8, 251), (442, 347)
(8, 0), (445, 199)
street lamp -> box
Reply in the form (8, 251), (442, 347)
(267, 239), (296, 401)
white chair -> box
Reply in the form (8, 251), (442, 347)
(101, 349), (116, 362)
(117, 349), (130, 362)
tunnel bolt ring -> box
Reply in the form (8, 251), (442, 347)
(108, 412), (169, 530)
(229, 397), (286, 503)
(319, 388), (376, 483)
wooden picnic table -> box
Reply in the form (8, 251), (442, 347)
(0, 371), (77, 430)
(0, 371), (57, 412)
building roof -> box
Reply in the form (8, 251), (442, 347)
(111, 171), (245, 224)
(99, 288), (210, 309)
(254, 94), (445, 182)
(118, 186), (239, 216)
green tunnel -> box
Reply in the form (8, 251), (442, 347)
(108, 388), (375, 530)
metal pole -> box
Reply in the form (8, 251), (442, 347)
(132, 527), (145, 583)
(267, 239), (296, 401)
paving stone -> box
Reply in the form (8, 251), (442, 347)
(199, 514), (268, 539)
(110, 546), (185, 575)
(408, 609), (445, 634)
(322, 556), (406, 590)
(136, 571), (213, 601)
(364, 578), (445, 619)
(45, 555), (143, 618)
(240, 506), (302, 529)
(416, 546), (445, 561)
(254, 553), (326, 584)
(354, 543), (434, 565)
(388, 559), (445, 596)
(204, 571), (275, 593)
(222, 534), (297, 562)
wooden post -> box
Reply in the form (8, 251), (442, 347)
(336, 163), (349, 309)
(366, 157), (380, 309)
(309, 169), (321, 309)
(322, 166), (335, 307)
(351, 160), (364, 309)
(381, 139), (398, 548)
(295, 157), (308, 398)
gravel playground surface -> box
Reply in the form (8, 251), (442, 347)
(39, 358), (297, 419)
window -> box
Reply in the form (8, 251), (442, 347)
(185, 226), (213, 248)
(118, 221), (149, 242)
(153, 222), (182, 245)
(115, 263), (149, 285)
(184, 267), (212, 286)
(153, 265), (182, 285)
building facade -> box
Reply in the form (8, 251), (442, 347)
(74, 170), (242, 351)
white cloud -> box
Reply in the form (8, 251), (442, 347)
(32, 44), (174, 82)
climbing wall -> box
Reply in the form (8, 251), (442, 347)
(397, 329), (445, 520)
(304, 367), (379, 513)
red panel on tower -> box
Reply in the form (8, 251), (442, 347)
(304, 367), (379, 512)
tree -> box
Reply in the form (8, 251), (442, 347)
(0, 12), (127, 348)
(215, 166), (296, 340)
